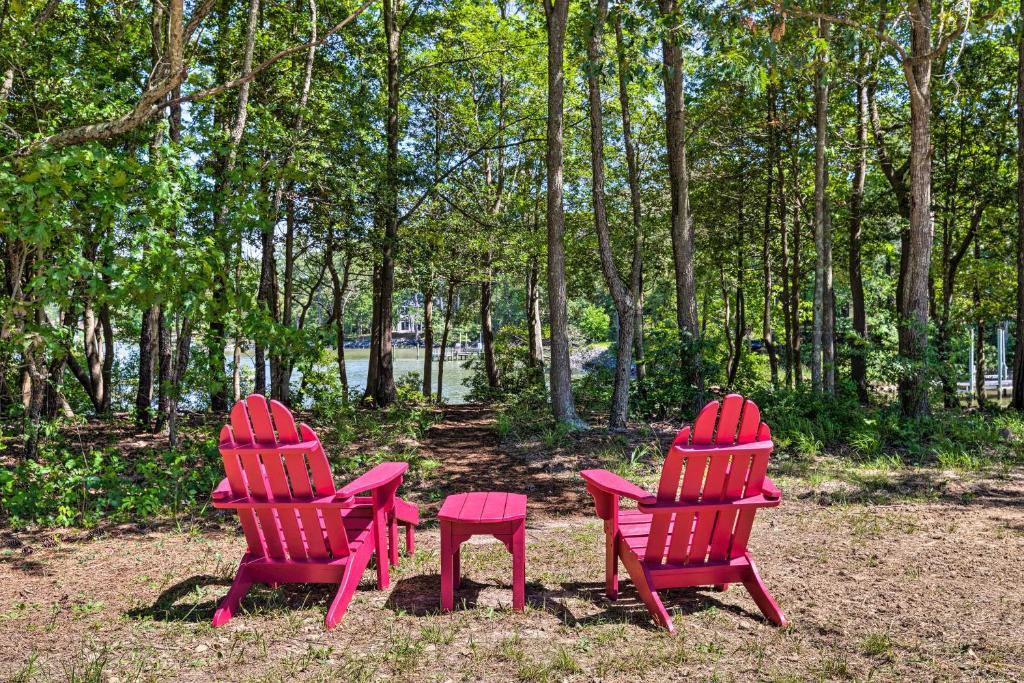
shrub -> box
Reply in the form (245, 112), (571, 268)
(578, 304), (611, 343)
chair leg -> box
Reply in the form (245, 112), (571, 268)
(453, 546), (461, 590)
(374, 510), (390, 590)
(716, 583), (730, 592)
(742, 553), (787, 627)
(325, 564), (361, 630)
(212, 568), (253, 627)
(405, 522), (415, 555)
(511, 522), (525, 611)
(388, 513), (399, 567)
(605, 528), (619, 600)
(440, 524), (454, 612)
(620, 550), (674, 633)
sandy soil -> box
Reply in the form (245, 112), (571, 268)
(2, 405), (1023, 682)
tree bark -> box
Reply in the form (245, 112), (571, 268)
(366, 0), (401, 407)
(437, 281), (456, 401)
(898, 0), (935, 417)
(728, 200), (745, 387)
(167, 314), (192, 449)
(811, 17), (834, 395)
(762, 84), (779, 387)
(208, 0), (260, 414)
(422, 286), (434, 397)
(543, 0), (582, 426)
(481, 253), (499, 388)
(850, 42), (869, 404)
(659, 0), (702, 400)
(1013, 0), (1024, 411)
(587, 0), (637, 431)
(779, 92), (792, 387)
(791, 171), (804, 386)
(527, 258), (545, 370)
(327, 247), (351, 400)
(136, 305), (159, 428)
(616, 12), (646, 387)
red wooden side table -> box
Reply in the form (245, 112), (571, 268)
(438, 491), (527, 612)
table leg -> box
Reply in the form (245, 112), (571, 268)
(440, 523), (453, 612)
(512, 522), (525, 611)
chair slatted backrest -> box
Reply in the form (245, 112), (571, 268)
(646, 394), (773, 566)
(219, 394), (351, 561)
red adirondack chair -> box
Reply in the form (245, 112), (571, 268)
(211, 394), (419, 629)
(581, 394), (787, 632)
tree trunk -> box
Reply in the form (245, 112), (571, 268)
(168, 314), (192, 449)
(791, 186), (803, 386)
(265, 0), (317, 404)
(543, 0), (582, 426)
(422, 286), (434, 397)
(156, 86), (181, 433)
(155, 307), (172, 432)
(975, 238), (987, 407)
(659, 0), (701, 400)
(1013, 0), (1024, 411)
(898, 0), (935, 418)
(850, 43), (869, 405)
(779, 93), (792, 387)
(366, 0), (401, 407)
(762, 85), (778, 387)
(527, 258), (544, 370)
(811, 17), (833, 395)
(136, 305), (159, 428)
(728, 201), (745, 387)
(327, 248), (351, 400)
(587, 0), (635, 431)
(480, 254), (499, 388)
(273, 199), (297, 403)
(615, 12), (646, 387)
(208, 0), (260, 414)
(437, 281), (456, 401)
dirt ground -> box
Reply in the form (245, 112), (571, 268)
(2, 405), (1024, 682)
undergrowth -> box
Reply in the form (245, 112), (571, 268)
(0, 382), (442, 529)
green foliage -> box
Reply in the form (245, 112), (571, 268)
(0, 440), (221, 528)
(630, 322), (709, 419)
(466, 325), (546, 403)
(577, 304), (611, 343)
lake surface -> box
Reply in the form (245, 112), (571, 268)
(116, 344), (477, 406)
(338, 348), (475, 403)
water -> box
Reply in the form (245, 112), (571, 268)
(337, 348), (475, 403)
(116, 344), (477, 407)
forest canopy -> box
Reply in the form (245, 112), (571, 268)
(1, 0), (1022, 453)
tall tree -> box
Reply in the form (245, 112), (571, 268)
(366, 0), (403, 406)
(849, 38), (869, 404)
(543, 0), (582, 426)
(587, 0), (642, 430)
(659, 0), (703, 401)
(811, 16), (834, 394)
(1014, 0), (1024, 411)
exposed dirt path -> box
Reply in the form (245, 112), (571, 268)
(415, 403), (592, 519)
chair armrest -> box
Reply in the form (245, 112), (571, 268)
(581, 469), (656, 503)
(638, 493), (781, 514)
(761, 476), (781, 499)
(338, 462), (409, 498)
(212, 477), (232, 501)
(211, 492), (354, 510)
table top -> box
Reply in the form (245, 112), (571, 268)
(438, 491), (527, 524)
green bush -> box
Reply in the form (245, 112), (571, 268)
(578, 304), (611, 343)
(0, 441), (222, 528)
